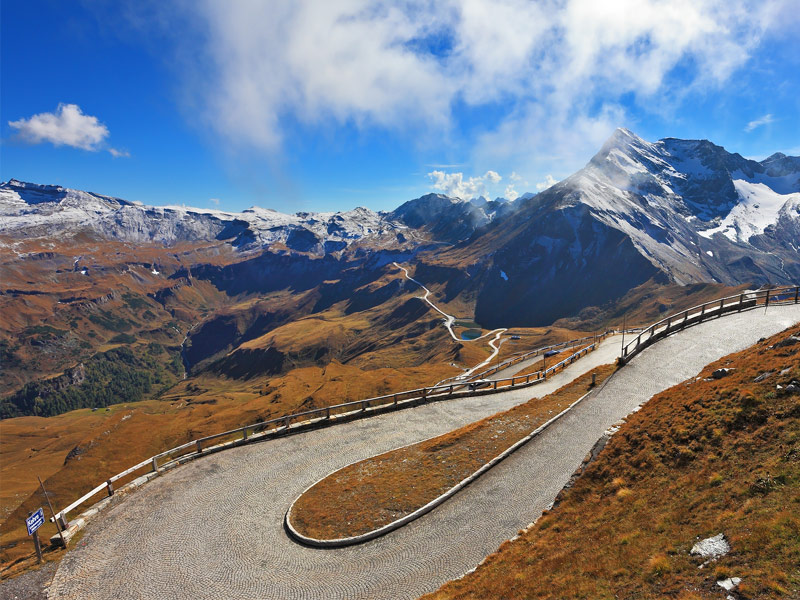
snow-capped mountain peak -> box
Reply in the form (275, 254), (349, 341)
(0, 179), (406, 254)
(534, 129), (800, 286)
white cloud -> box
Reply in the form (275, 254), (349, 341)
(143, 0), (790, 166)
(108, 148), (131, 158)
(208, 197), (221, 206)
(504, 184), (519, 201)
(8, 103), (109, 150)
(485, 170), (501, 184)
(536, 174), (558, 191)
(428, 169), (503, 199)
(744, 113), (775, 132)
(509, 171), (522, 182)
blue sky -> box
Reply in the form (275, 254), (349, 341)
(2, 0), (799, 214)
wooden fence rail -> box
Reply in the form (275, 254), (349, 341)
(618, 286), (799, 365)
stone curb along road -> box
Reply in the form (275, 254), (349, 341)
(47, 305), (800, 600)
(284, 389), (597, 547)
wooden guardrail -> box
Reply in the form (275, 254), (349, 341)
(48, 340), (603, 536)
(619, 285), (799, 364)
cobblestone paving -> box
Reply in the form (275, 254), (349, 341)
(49, 306), (800, 600)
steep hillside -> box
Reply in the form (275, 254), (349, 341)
(0, 235), (238, 404)
(426, 324), (800, 600)
(4, 128), (798, 338)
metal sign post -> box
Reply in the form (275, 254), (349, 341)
(26, 508), (45, 563)
(38, 476), (65, 547)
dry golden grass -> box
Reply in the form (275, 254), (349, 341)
(424, 324), (800, 600)
(0, 236), (241, 395)
(289, 364), (616, 540)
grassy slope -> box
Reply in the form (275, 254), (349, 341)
(553, 279), (752, 332)
(0, 236), (239, 396)
(425, 324), (800, 600)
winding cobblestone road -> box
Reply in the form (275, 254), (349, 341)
(49, 306), (800, 599)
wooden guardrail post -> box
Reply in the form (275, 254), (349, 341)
(243, 427), (249, 440)
(795, 287), (799, 303)
(151, 456), (159, 472)
(739, 293), (744, 310)
(196, 441), (203, 454)
(765, 289), (770, 308)
(106, 480), (114, 497)
(718, 298), (724, 316)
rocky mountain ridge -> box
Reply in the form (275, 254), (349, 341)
(0, 179), (413, 254)
(0, 180), (522, 254)
(412, 128), (800, 326)
(2, 129), (798, 330)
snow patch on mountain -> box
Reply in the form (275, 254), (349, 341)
(0, 179), (407, 253)
(699, 180), (800, 243)
(544, 128), (800, 286)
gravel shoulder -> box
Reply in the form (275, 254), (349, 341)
(48, 306), (800, 600)
(1, 561), (57, 600)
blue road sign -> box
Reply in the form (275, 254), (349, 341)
(26, 508), (44, 536)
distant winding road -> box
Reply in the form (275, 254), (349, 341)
(49, 305), (800, 600)
(392, 262), (506, 378)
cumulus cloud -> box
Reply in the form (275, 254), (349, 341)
(485, 170), (501, 184)
(428, 169), (503, 199)
(744, 113), (775, 132)
(504, 184), (519, 201)
(8, 104), (109, 150)
(536, 174), (558, 191)
(140, 0), (789, 166)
